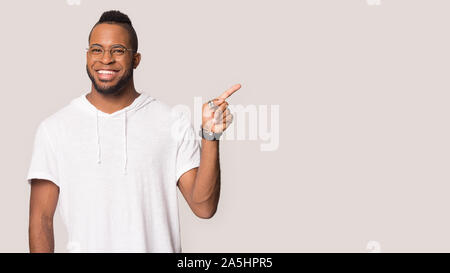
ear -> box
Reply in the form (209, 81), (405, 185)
(132, 52), (141, 69)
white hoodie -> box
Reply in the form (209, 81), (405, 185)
(27, 91), (201, 252)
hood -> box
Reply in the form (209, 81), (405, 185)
(73, 91), (155, 175)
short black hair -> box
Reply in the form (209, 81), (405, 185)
(88, 10), (138, 52)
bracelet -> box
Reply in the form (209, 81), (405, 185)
(199, 125), (222, 141)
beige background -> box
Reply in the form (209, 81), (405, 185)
(1, 0), (450, 252)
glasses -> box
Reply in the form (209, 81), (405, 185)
(86, 45), (135, 59)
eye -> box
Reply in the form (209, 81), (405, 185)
(90, 48), (102, 54)
(112, 48), (126, 55)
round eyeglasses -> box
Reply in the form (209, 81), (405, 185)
(86, 45), (135, 58)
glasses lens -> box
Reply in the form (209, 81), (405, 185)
(111, 47), (126, 56)
(89, 46), (103, 55)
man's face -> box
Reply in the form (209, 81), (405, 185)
(86, 23), (139, 95)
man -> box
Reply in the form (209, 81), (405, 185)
(27, 10), (240, 253)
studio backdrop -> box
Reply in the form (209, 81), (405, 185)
(1, 0), (449, 252)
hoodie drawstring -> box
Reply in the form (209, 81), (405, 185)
(123, 110), (128, 175)
(95, 108), (128, 175)
(96, 109), (101, 164)
(88, 93), (154, 176)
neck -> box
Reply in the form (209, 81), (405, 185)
(87, 82), (140, 114)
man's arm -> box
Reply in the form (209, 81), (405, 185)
(178, 139), (221, 219)
(29, 179), (59, 253)
(177, 84), (240, 219)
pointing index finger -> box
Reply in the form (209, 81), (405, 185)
(218, 83), (241, 100)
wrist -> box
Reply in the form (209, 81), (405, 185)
(199, 125), (222, 141)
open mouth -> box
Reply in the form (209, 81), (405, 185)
(95, 69), (120, 81)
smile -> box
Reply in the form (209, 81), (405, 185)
(95, 69), (119, 81)
(98, 70), (117, 74)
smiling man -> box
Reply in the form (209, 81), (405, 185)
(27, 10), (240, 253)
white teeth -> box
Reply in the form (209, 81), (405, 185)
(97, 70), (116, 74)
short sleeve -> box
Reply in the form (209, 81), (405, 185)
(26, 121), (59, 187)
(174, 113), (201, 183)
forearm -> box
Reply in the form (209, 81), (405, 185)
(29, 215), (55, 253)
(192, 139), (221, 208)
(192, 83), (240, 215)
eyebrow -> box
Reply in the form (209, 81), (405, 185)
(90, 43), (127, 48)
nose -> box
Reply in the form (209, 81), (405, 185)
(100, 50), (114, 64)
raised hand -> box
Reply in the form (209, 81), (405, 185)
(202, 83), (241, 135)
